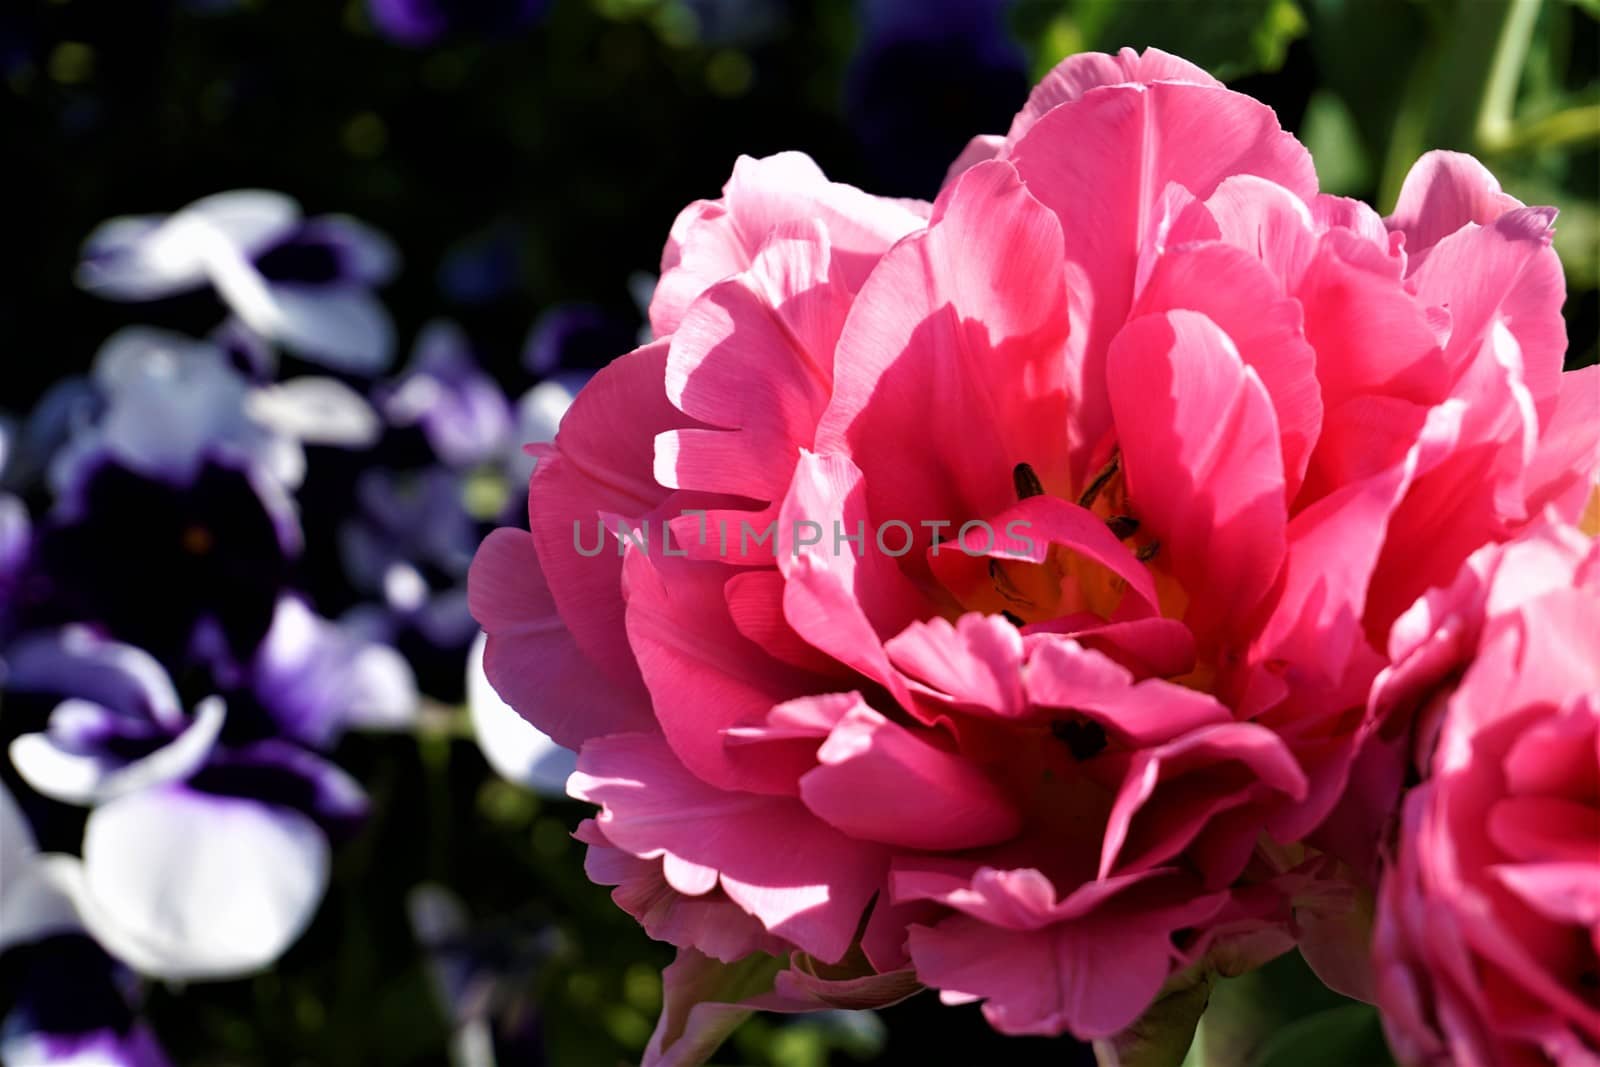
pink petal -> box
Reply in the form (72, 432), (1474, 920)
(816, 158), (1074, 546)
(1000, 46), (1221, 150)
(1106, 309), (1288, 634)
(1101, 723), (1307, 882)
(1410, 206), (1566, 424)
(944, 133), (1005, 183)
(653, 153), (926, 337)
(467, 528), (654, 748)
(723, 570), (848, 676)
(571, 733), (887, 963)
(1386, 150), (1524, 263)
(1524, 365), (1600, 520)
(1131, 238), (1322, 491)
(1489, 862), (1600, 927)
(719, 691), (861, 793)
(1311, 192), (1394, 250)
(884, 613), (1026, 719)
(1297, 229), (1447, 412)
(776, 450), (925, 704)
(898, 866), (1224, 1038)
(527, 340), (687, 681)
(657, 220), (851, 501)
(800, 703), (1021, 851)
(1010, 81), (1316, 467)
(1030, 615), (1197, 680)
(622, 549), (832, 795)
(1501, 706), (1598, 801)
(1025, 637), (1231, 746)
(925, 493), (1162, 619)
(1205, 174), (1322, 290)
(576, 819), (785, 963)
(909, 914), (1173, 1037)
(1259, 464), (1403, 682)
(1486, 796), (1599, 864)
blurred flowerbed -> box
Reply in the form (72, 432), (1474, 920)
(0, 1), (1594, 1065)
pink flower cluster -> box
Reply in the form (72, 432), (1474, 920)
(1371, 523), (1599, 1065)
(470, 47), (1599, 1063)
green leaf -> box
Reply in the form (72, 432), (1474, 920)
(1302, 89), (1375, 196)
(1250, 1003), (1396, 1067)
(1023, 0), (1309, 82)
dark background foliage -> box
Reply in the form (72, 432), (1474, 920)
(2, 1), (1595, 1064)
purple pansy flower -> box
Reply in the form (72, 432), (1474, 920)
(76, 191), (399, 375)
(0, 784), (173, 1067)
(381, 321), (515, 470)
(340, 466), (481, 652)
(27, 328), (378, 665)
(1, 611), (413, 980)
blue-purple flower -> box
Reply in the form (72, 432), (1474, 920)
(382, 321), (515, 470)
(26, 327), (378, 665)
(2, 605), (413, 980)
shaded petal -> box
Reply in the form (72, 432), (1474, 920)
(576, 820), (785, 963)
(1131, 239), (1321, 491)
(1524, 365), (1600, 520)
(256, 285), (396, 375)
(1025, 638), (1232, 746)
(468, 527), (655, 750)
(1, 626), (184, 730)
(816, 158), (1073, 540)
(799, 702), (1022, 850)
(777, 451), (925, 705)
(252, 596), (418, 745)
(526, 339), (686, 680)
(1107, 309), (1288, 633)
(1101, 722), (1307, 883)
(1410, 207), (1565, 423)
(885, 613), (1025, 718)
(643, 949), (794, 1067)
(246, 376), (381, 448)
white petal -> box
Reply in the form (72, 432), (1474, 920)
(0, 854), (86, 953)
(246, 377), (381, 448)
(260, 286), (396, 374)
(76, 191), (300, 302)
(86, 328), (255, 486)
(9, 697), (226, 806)
(0, 779), (37, 892)
(506, 380), (578, 486)
(174, 189), (302, 251)
(467, 632), (575, 797)
(79, 786), (329, 980)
